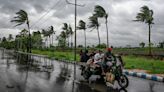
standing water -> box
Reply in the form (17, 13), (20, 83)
(0, 49), (102, 92)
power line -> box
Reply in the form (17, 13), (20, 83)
(30, 0), (61, 28)
(37, 2), (66, 29)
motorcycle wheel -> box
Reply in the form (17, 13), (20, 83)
(118, 75), (129, 88)
(83, 70), (92, 80)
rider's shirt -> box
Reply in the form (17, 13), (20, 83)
(105, 52), (115, 62)
(94, 53), (104, 64)
(94, 53), (101, 63)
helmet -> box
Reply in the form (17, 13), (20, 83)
(107, 48), (112, 51)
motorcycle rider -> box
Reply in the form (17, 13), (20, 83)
(104, 47), (116, 70)
(93, 50), (105, 75)
(81, 50), (90, 62)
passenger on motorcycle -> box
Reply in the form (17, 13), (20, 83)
(93, 50), (105, 75)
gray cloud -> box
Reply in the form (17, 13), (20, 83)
(0, 0), (164, 47)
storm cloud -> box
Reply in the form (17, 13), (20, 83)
(0, 0), (163, 47)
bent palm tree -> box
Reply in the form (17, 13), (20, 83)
(62, 23), (70, 47)
(68, 25), (73, 48)
(134, 6), (154, 55)
(94, 5), (109, 47)
(88, 15), (100, 46)
(11, 10), (31, 53)
(77, 20), (87, 50)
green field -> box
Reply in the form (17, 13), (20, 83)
(123, 56), (164, 74)
(32, 49), (164, 74)
(32, 49), (80, 61)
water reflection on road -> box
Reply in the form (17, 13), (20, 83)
(0, 50), (104, 92)
(0, 50), (164, 92)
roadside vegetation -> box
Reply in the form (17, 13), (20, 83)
(123, 56), (164, 74)
(32, 49), (79, 61)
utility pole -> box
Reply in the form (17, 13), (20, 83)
(65, 0), (84, 83)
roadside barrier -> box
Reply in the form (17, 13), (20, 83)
(123, 70), (164, 82)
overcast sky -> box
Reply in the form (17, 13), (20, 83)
(0, 0), (163, 47)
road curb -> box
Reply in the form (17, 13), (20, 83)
(123, 70), (164, 82)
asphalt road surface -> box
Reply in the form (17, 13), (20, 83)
(0, 50), (163, 92)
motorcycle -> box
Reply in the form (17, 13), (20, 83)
(80, 55), (129, 88)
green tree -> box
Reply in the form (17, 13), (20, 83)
(2, 37), (7, 42)
(8, 34), (13, 41)
(32, 31), (42, 49)
(49, 26), (55, 46)
(42, 29), (49, 48)
(88, 15), (100, 46)
(77, 20), (87, 50)
(139, 42), (145, 48)
(11, 10), (31, 53)
(158, 41), (164, 48)
(94, 5), (109, 48)
(96, 43), (107, 48)
(15, 35), (21, 51)
(134, 6), (154, 55)
(57, 31), (67, 48)
(62, 23), (71, 47)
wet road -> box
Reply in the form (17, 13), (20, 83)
(0, 50), (164, 92)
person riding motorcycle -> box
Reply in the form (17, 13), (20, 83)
(93, 50), (105, 75)
(104, 48), (116, 69)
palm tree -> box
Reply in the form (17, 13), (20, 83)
(68, 25), (73, 48)
(94, 5), (109, 48)
(139, 42), (145, 48)
(88, 15), (100, 46)
(62, 23), (70, 47)
(49, 26), (55, 46)
(42, 29), (49, 48)
(47, 30), (52, 47)
(134, 6), (154, 55)
(8, 34), (13, 41)
(11, 10), (31, 53)
(77, 20), (87, 50)
(60, 31), (67, 47)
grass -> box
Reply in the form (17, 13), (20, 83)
(32, 49), (80, 61)
(32, 49), (164, 74)
(123, 55), (164, 74)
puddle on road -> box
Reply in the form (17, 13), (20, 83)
(0, 50), (105, 92)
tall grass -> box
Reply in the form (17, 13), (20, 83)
(123, 56), (164, 74)
(32, 50), (80, 61)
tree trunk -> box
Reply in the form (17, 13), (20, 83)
(27, 20), (31, 53)
(105, 18), (109, 48)
(67, 37), (69, 47)
(148, 24), (151, 55)
(97, 27), (101, 46)
(52, 34), (53, 46)
(49, 36), (51, 47)
(71, 35), (73, 49)
(84, 29), (86, 50)
(46, 37), (48, 48)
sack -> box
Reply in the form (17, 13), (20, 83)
(106, 72), (115, 84)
